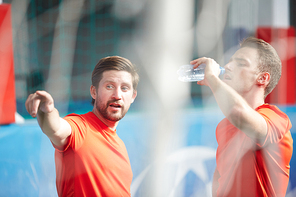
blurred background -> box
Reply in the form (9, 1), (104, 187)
(1, 0), (296, 196)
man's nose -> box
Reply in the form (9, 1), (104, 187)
(112, 88), (122, 100)
(224, 62), (232, 71)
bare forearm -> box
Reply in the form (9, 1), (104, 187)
(37, 108), (71, 146)
(208, 75), (247, 119)
(207, 75), (267, 139)
(26, 91), (71, 147)
(37, 108), (61, 136)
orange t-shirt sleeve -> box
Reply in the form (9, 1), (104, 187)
(57, 113), (88, 151)
(257, 105), (292, 147)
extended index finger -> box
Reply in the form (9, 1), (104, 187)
(25, 93), (41, 118)
(30, 98), (41, 117)
(35, 90), (51, 99)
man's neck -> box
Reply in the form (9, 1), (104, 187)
(92, 109), (118, 131)
(243, 91), (265, 109)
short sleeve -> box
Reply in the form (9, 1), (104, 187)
(63, 113), (88, 151)
(257, 105), (292, 147)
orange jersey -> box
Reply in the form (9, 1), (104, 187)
(215, 104), (293, 197)
(53, 112), (133, 197)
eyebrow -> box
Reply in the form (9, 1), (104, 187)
(229, 57), (249, 64)
(103, 80), (132, 87)
(233, 57), (248, 62)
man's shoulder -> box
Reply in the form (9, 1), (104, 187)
(257, 103), (292, 140)
(63, 112), (95, 127)
(64, 111), (93, 119)
(257, 104), (289, 119)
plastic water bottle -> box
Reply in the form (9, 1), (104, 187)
(177, 63), (225, 82)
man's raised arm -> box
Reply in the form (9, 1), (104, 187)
(25, 90), (71, 147)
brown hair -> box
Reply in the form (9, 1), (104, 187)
(240, 37), (281, 98)
(91, 56), (139, 105)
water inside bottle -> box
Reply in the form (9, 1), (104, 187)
(177, 63), (225, 82)
(177, 64), (206, 82)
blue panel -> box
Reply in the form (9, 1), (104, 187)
(0, 105), (295, 196)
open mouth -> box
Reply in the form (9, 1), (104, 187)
(109, 103), (122, 108)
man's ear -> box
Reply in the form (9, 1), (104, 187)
(131, 90), (137, 103)
(257, 72), (270, 86)
(90, 85), (97, 99)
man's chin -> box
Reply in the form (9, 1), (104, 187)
(105, 112), (125, 122)
(107, 116), (123, 122)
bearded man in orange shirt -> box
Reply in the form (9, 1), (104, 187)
(25, 56), (139, 197)
(191, 37), (293, 197)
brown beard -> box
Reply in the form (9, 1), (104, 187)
(96, 99), (127, 122)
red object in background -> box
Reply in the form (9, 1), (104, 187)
(256, 27), (296, 105)
(0, 4), (16, 124)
